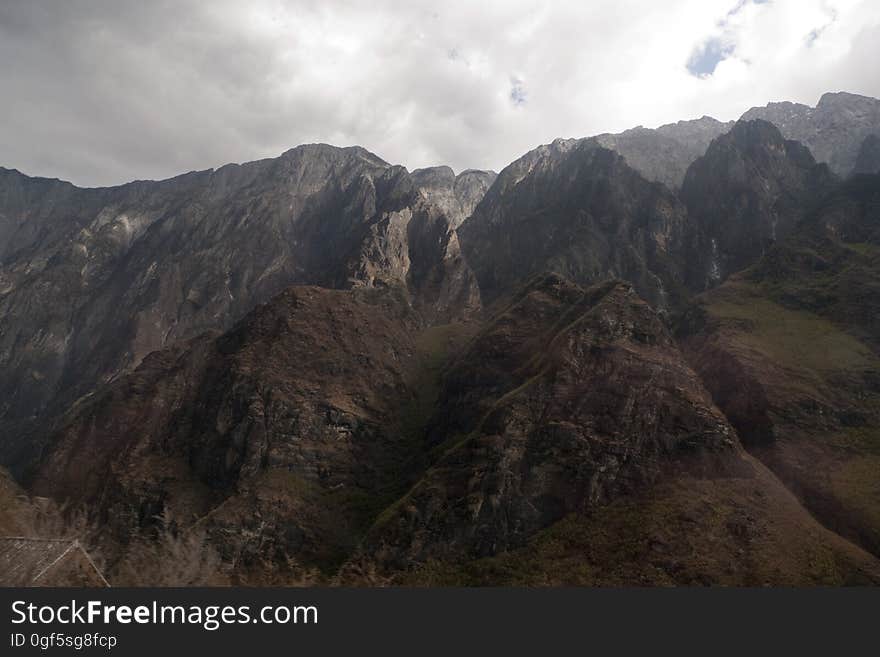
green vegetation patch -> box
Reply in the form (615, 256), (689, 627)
(706, 283), (877, 375)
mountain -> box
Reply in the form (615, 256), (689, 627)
(458, 138), (704, 311)
(681, 119), (836, 285)
(678, 173), (880, 557)
(353, 274), (880, 585)
(854, 134), (880, 175)
(30, 285), (427, 579)
(595, 92), (880, 186)
(28, 273), (880, 585)
(595, 116), (734, 189)
(458, 118), (836, 312)
(410, 166), (497, 228)
(4, 91), (880, 586)
(741, 92), (880, 177)
(356, 275), (730, 566)
(0, 146), (486, 472)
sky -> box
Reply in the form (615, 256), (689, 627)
(1, 0), (879, 187)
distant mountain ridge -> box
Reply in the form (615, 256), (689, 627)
(741, 91), (880, 177)
(588, 91), (880, 188)
(595, 116), (735, 189)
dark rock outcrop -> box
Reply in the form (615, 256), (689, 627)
(853, 134), (880, 175)
(681, 119), (836, 286)
(459, 139), (703, 311)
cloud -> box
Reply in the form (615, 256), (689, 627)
(0, 0), (878, 186)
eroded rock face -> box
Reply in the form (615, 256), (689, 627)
(741, 92), (880, 177)
(595, 116), (734, 189)
(0, 146), (484, 472)
(853, 134), (880, 175)
(459, 140), (703, 311)
(681, 119), (836, 286)
(358, 276), (737, 569)
(410, 166), (497, 228)
(30, 286), (421, 570)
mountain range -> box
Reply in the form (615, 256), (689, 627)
(2, 91), (880, 585)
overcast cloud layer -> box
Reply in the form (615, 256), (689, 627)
(1, 0), (879, 187)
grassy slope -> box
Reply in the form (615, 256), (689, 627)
(683, 246), (880, 556)
(401, 452), (880, 586)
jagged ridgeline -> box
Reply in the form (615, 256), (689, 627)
(1, 92), (880, 585)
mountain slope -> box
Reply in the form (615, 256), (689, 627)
(4, 93), (880, 586)
(400, 458), (880, 586)
(29, 285), (427, 577)
(678, 173), (880, 557)
(350, 274), (880, 584)
(28, 272), (880, 585)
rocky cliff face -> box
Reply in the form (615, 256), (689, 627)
(0, 146), (485, 472)
(681, 119), (836, 286)
(595, 116), (734, 189)
(741, 92), (880, 177)
(410, 166), (497, 229)
(460, 119), (839, 313)
(459, 139), (703, 311)
(358, 276), (736, 565)
(31, 286), (424, 574)
(854, 134), (880, 175)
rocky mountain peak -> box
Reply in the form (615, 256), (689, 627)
(593, 115), (734, 189)
(409, 166), (496, 228)
(817, 90), (880, 111)
(681, 118), (836, 286)
(741, 93), (880, 176)
(459, 139), (702, 310)
(279, 142), (390, 167)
